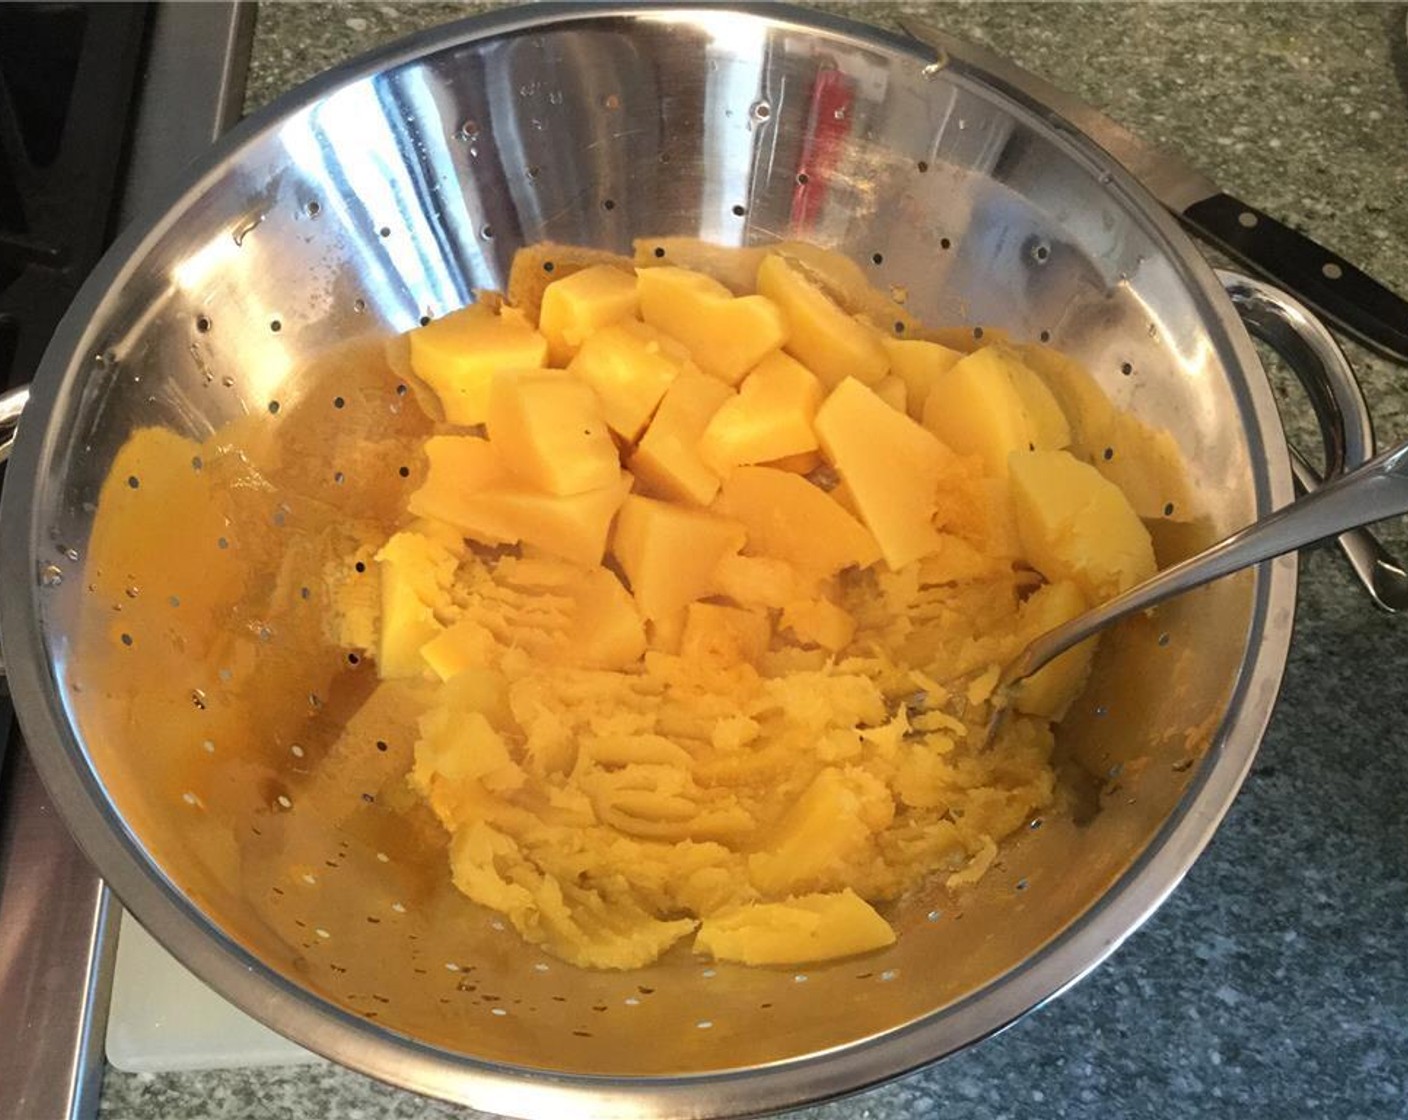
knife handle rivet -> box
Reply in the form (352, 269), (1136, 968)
(1323, 262), (1343, 280)
(1238, 211), (1259, 229)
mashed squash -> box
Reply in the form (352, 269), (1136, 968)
(333, 241), (1157, 971)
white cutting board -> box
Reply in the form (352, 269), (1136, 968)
(106, 909), (322, 1072)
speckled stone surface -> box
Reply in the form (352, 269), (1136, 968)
(100, 4), (1408, 1118)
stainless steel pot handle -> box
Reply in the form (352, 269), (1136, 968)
(0, 384), (26, 466)
(1218, 269), (1408, 612)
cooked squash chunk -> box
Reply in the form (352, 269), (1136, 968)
(710, 552), (811, 610)
(408, 304), (548, 425)
(568, 320), (691, 442)
(815, 378), (954, 569)
(756, 253), (888, 388)
(420, 618), (498, 682)
(633, 237), (768, 293)
(1008, 361), (1071, 450)
(486, 369), (620, 496)
(697, 350), (821, 474)
(1009, 449), (1155, 601)
(506, 242), (633, 323)
(408, 516), (468, 556)
(1012, 580), (1096, 720)
(881, 337), (963, 420)
(416, 710), (524, 794)
(538, 264), (639, 366)
(748, 767), (893, 895)
(1018, 342), (1192, 520)
(922, 346), (1033, 478)
(568, 567), (648, 670)
(695, 889), (895, 965)
(714, 466), (880, 576)
(872, 374), (909, 413)
(772, 242), (915, 336)
(374, 530), (457, 678)
(410, 470), (631, 567)
(627, 371), (732, 506)
(412, 435), (507, 499)
(923, 346), (1071, 478)
(780, 597), (856, 652)
(637, 266), (788, 385)
(612, 495), (746, 619)
(679, 601), (771, 666)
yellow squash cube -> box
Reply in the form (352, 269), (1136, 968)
(1015, 341), (1192, 520)
(697, 350), (822, 474)
(627, 371), (732, 506)
(771, 242), (914, 337)
(538, 264), (640, 366)
(714, 466), (880, 576)
(411, 471), (631, 567)
(1008, 361), (1072, 451)
(710, 553), (809, 609)
(923, 346), (1071, 478)
(872, 374), (909, 413)
(748, 766), (892, 895)
(780, 597), (856, 652)
(420, 618), (499, 681)
(412, 434), (507, 500)
(566, 567), (648, 670)
(679, 601), (771, 666)
(568, 320), (691, 442)
(647, 607), (689, 654)
(506, 242), (633, 323)
(881, 337), (963, 420)
(636, 266), (788, 385)
(1013, 580), (1096, 720)
(756, 253), (888, 388)
(1009, 449), (1156, 602)
(379, 575), (439, 680)
(694, 889), (894, 965)
(407, 303), (548, 425)
(486, 369), (621, 496)
(922, 346), (1033, 478)
(611, 494), (746, 619)
(814, 378), (954, 570)
(408, 517), (468, 555)
(415, 709), (524, 794)
(406, 437), (504, 528)
(375, 530), (458, 679)
(633, 237), (769, 293)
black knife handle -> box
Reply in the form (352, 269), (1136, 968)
(1181, 192), (1408, 364)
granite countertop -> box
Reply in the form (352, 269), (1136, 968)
(101, 3), (1408, 1117)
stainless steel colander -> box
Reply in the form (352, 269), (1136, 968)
(0, 5), (1377, 1117)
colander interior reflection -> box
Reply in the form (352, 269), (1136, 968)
(3, 6), (1294, 1116)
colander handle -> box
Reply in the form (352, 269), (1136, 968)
(1219, 270), (1408, 612)
(0, 384), (27, 466)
